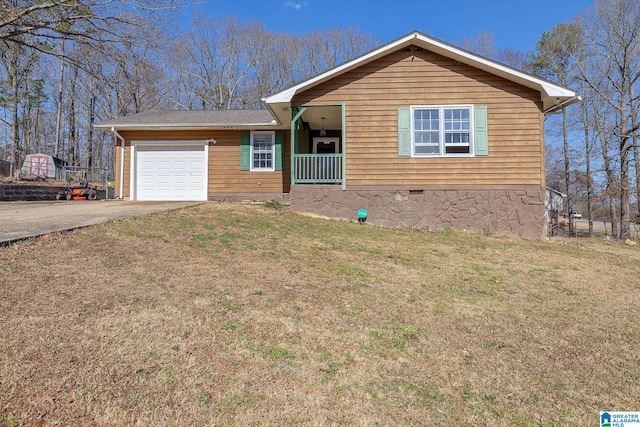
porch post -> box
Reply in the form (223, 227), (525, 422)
(341, 102), (346, 191)
(290, 106), (307, 186)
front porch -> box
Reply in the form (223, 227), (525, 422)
(290, 104), (344, 187)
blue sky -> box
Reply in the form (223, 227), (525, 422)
(191, 0), (595, 53)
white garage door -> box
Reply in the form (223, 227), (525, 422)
(135, 144), (207, 201)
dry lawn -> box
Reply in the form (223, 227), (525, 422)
(1, 202), (639, 426)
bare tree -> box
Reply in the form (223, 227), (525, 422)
(573, 0), (640, 239)
(299, 27), (379, 78)
(0, 0), (193, 178)
(599, 131), (620, 236)
(462, 31), (497, 59)
(19, 73), (46, 156)
(0, 38), (40, 174)
(578, 80), (598, 236)
(54, 41), (65, 157)
(180, 17), (269, 110)
(243, 32), (299, 107)
(531, 22), (583, 234)
(462, 30), (527, 69)
(0, 1), (191, 58)
(171, 19), (379, 111)
(165, 36), (200, 110)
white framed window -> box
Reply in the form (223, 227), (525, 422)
(250, 131), (275, 171)
(412, 105), (473, 156)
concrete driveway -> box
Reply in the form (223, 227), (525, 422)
(0, 200), (203, 245)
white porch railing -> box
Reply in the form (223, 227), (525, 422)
(293, 154), (343, 183)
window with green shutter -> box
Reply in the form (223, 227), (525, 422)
(398, 105), (488, 157)
(241, 131), (283, 172)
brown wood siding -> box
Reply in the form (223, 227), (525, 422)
(113, 141), (132, 199)
(292, 47), (545, 188)
(113, 144), (122, 198)
(116, 129), (290, 198)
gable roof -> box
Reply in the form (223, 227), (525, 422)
(264, 30), (580, 125)
(95, 110), (282, 131)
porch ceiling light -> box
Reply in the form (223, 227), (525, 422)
(320, 117), (327, 136)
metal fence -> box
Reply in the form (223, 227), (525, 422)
(62, 167), (114, 199)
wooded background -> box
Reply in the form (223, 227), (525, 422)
(0, 0), (638, 239)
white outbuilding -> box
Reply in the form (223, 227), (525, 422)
(21, 153), (67, 179)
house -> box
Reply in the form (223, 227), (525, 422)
(545, 187), (567, 236)
(545, 187), (567, 213)
(95, 31), (579, 239)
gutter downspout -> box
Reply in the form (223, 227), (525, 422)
(111, 126), (125, 199)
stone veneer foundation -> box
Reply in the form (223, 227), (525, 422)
(290, 185), (546, 239)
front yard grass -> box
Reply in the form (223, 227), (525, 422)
(1, 202), (639, 426)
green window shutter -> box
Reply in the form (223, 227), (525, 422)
(275, 132), (284, 171)
(398, 107), (411, 157)
(240, 132), (250, 170)
(474, 106), (488, 156)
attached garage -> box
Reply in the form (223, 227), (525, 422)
(132, 142), (208, 201)
(94, 110), (289, 201)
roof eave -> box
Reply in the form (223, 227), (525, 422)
(542, 95), (582, 115)
(94, 122), (285, 131)
(264, 101), (286, 126)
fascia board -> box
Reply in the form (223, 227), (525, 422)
(264, 87), (298, 104)
(94, 123), (285, 131)
(539, 82), (576, 98)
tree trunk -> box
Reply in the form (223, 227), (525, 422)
(68, 66), (79, 167)
(632, 104), (639, 222)
(562, 107), (573, 234)
(86, 92), (96, 170)
(54, 42), (65, 158)
(584, 124), (593, 237)
(34, 104), (41, 153)
(619, 102), (631, 240)
(22, 105), (31, 157)
(620, 134), (631, 240)
(579, 91), (593, 237)
(633, 130), (639, 221)
(599, 131), (618, 238)
(10, 56), (19, 177)
(609, 198), (618, 238)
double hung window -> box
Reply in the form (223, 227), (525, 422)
(251, 132), (275, 171)
(412, 106), (473, 156)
